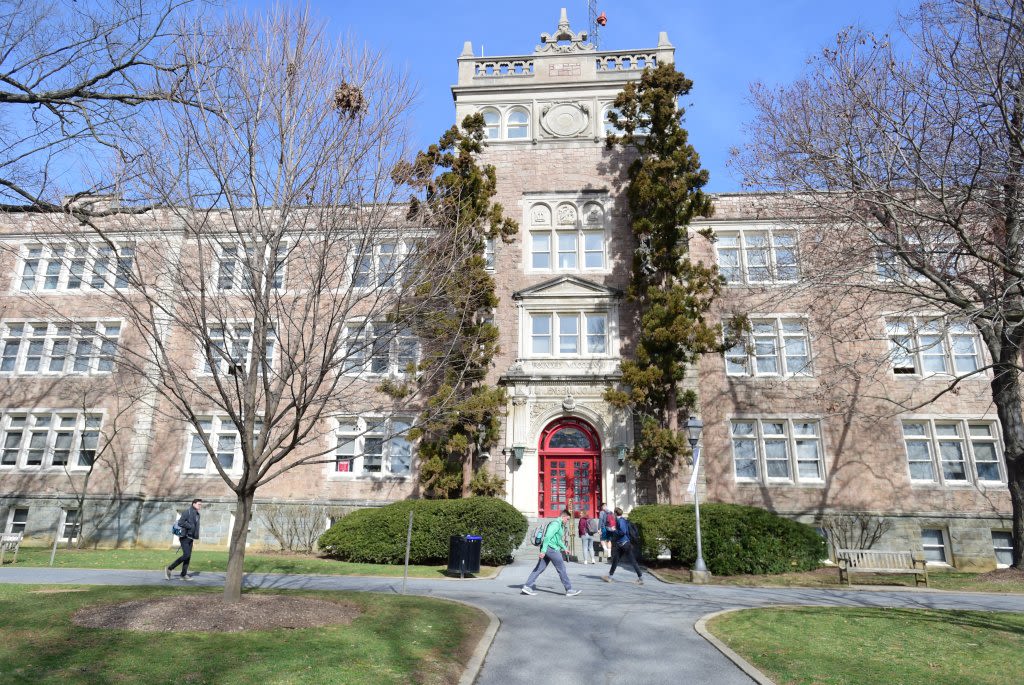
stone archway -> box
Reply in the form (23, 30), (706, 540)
(537, 417), (602, 518)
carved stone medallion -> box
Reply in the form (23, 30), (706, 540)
(540, 103), (590, 138)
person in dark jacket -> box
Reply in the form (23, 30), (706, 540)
(602, 507), (643, 585)
(165, 498), (202, 580)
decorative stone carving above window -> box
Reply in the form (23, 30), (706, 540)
(582, 203), (604, 225)
(531, 204), (552, 226)
(556, 203), (578, 226)
(536, 8), (594, 53)
(540, 102), (591, 138)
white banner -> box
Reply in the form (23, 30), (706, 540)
(687, 447), (701, 495)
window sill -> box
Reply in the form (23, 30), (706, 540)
(326, 473), (412, 482)
(725, 374), (816, 381)
(734, 480), (826, 488)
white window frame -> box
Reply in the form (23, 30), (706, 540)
(183, 416), (252, 476)
(886, 316), (983, 377)
(332, 416), (413, 478)
(505, 107), (530, 139)
(525, 311), (609, 358)
(484, 238), (496, 271)
(481, 108), (501, 139)
(5, 507), (28, 535)
(350, 241), (408, 289)
(900, 418), (1005, 486)
(60, 508), (81, 543)
(14, 242), (134, 292)
(992, 530), (1013, 568)
(729, 418), (825, 485)
(724, 316), (812, 378)
(199, 322), (276, 376)
(920, 528), (950, 565)
(0, 320), (121, 376)
(526, 200), (607, 273)
(714, 227), (798, 285)
(0, 411), (102, 470)
(341, 321), (418, 376)
(214, 242), (287, 291)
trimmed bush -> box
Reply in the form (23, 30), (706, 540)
(318, 497), (528, 566)
(629, 503), (826, 575)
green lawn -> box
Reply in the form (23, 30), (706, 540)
(708, 606), (1024, 685)
(650, 565), (1024, 593)
(0, 584), (488, 685)
(6, 547), (498, 578)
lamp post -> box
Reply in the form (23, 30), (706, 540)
(685, 416), (711, 583)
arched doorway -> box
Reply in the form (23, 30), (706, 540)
(538, 418), (601, 518)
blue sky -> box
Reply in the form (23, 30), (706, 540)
(242, 1), (918, 192)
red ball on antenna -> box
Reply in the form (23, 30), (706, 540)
(596, 12), (608, 26)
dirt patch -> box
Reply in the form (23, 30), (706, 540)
(974, 567), (1024, 584)
(73, 594), (361, 633)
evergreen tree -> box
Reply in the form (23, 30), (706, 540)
(395, 113), (518, 498)
(604, 63), (726, 488)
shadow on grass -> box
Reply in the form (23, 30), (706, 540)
(831, 606), (1024, 637)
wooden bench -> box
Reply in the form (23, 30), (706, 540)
(0, 532), (23, 565)
(836, 548), (929, 587)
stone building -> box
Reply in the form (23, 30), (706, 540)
(0, 9), (1014, 570)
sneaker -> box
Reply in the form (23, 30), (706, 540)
(636, 577), (644, 585)
(520, 586), (536, 595)
(180, 574), (193, 581)
(602, 575), (612, 582)
(566, 589), (581, 596)
(164, 567), (171, 581)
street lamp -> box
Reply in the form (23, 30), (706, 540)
(685, 416), (710, 582)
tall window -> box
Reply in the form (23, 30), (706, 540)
(0, 321), (120, 375)
(481, 109), (500, 139)
(993, 531), (1013, 567)
(184, 416), (258, 474)
(528, 312), (608, 357)
(342, 322), (418, 375)
(715, 228), (797, 284)
(527, 201), (606, 272)
(725, 317), (811, 377)
(887, 317), (982, 376)
(216, 243), (286, 290)
(730, 419), (824, 484)
(334, 417), (412, 475)
(5, 508), (28, 535)
(506, 108), (530, 138)
(351, 242), (406, 288)
(61, 509), (80, 542)
(920, 528), (949, 563)
(18, 243), (134, 291)
(901, 419), (1004, 485)
(0, 412), (100, 469)
(201, 323), (275, 375)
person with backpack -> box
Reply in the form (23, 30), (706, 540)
(521, 509), (581, 596)
(165, 498), (202, 580)
(598, 502), (615, 561)
(602, 507), (643, 585)
(578, 511), (598, 564)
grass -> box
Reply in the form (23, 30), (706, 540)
(707, 606), (1024, 685)
(0, 583), (489, 685)
(649, 565), (1024, 593)
(5, 546), (498, 578)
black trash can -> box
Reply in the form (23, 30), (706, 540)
(463, 535), (482, 575)
(447, 534), (482, 577)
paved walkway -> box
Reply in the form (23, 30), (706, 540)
(3, 550), (1024, 685)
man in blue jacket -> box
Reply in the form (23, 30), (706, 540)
(521, 509), (581, 596)
(602, 507), (643, 585)
(165, 498), (202, 580)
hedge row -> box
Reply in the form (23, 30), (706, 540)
(629, 503), (826, 575)
(318, 497), (528, 565)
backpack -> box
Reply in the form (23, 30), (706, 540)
(531, 521), (553, 546)
(624, 520), (642, 554)
(585, 517), (600, 535)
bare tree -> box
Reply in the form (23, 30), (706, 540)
(37, 7), (464, 601)
(734, 0), (1024, 567)
(0, 0), (209, 212)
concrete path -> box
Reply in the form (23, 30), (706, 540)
(4, 551), (1024, 685)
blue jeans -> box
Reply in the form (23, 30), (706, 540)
(524, 549), (573, 591)
(580, 534), (595, 563)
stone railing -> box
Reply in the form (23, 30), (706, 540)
(474, 59), (535, 78)
(595, 52), (658, 72)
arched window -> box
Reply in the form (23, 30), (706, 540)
(481, 109), (500, 139)
(506, 108), (530, 139)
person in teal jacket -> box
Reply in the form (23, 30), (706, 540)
(521, 509), (581, 596)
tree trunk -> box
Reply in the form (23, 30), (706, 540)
(666, 386), (680, 504)
(462, 449), (473, 498)
(991, 360), (1024, 568)
(224, 491), (255, 602)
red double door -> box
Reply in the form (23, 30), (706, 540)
(538, 418), (602, 519)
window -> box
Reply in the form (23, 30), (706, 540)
(901, 419), (1004, 485)
(528, 312), (608, 357)
(184, 416), (257, 474)
(5, 508), (27, 535)
(0, 321), (120, 375)
(342, 322), (418, 376)
(61, 509), (80, 542)
(887, 317), (981, 376)
(730, 419), (824, 484)
(17, 243), (133, 291)
(481, 109), (500, 139)
(216, 243), (286, 290)
(351, 242), (406, 289)
(0, 412), (102, 469)
(725, 317), (811, 377)
(920, 528), (948, 563)
(201, 323), (275, 375)
(506, 109), (530, 139)
(715, 228), (797, 284)
(484, 238), (496, 270)
(992, 531), (1013, 568)
(334, 417), (412, 476)
(527, 201), (606, 272)
(603, 106), (620, 137)
(876, 233), (963, 282)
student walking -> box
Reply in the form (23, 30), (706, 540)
(165, 498), (202, 580)
(578, 512), (598, 564)
(521, 509), (581, 596)
(602, 507), (643, 585)
(598, 502), (615, 561)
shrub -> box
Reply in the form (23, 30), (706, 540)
(318, 497), (528, 566)
(257, 503), (346, 554)
(629, 503), (826, 575)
